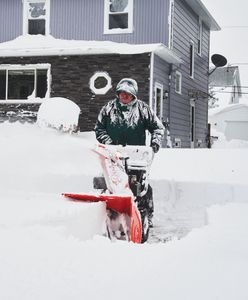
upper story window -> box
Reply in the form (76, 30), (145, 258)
(104, 0), (134, 34)
(197, 19), (202, 55)
(23, 0), (50, 35)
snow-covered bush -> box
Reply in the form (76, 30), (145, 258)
(37, 97), (80, 133)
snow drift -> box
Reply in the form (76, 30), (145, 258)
(0, 122), (248, 300)
(37, 97), (80, 133)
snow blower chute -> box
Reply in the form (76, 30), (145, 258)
(63, 143), (154, 243)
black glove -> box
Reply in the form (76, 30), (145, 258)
(151, 142), (160, 153)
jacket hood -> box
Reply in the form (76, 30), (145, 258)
(116, 78), (138, 99)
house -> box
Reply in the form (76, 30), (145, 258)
(0, 0), (220, 148)
(209, 66), (242, 107)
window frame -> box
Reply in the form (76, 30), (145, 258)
(153, 82), (163, 120)
(23, 0), (50, 35)
(0, 64), (51, 102)
(104, 0), (134, 34)
(175, 71), (182, 94)
(90, 72), (112, 95)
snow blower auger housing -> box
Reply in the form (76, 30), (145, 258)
(63, 143), (154, 243)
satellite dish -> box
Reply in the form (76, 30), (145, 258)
(211, 54), (227, 68)
(209, 54), (227, 75)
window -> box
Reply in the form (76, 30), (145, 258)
(189, 42), (194, 78)
(197, 19), (202, 55)
(153, 83), (163, 119)
(23, 0), (50, 35)
(104, 0), (133, 34)
(175, 71), (182, 94)
(0, 70), (6, 100)
(90, 72), (112, 95)
(0, 65), (50, 101)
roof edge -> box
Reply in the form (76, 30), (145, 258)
(0, 35), (183, 65)
(184, 0), (221, 31)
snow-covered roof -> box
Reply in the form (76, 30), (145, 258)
(185, 0), (220, 31)
(0, 35), (182, 64)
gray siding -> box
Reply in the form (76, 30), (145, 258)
(0, 0), (170, 45)
(51, 0), (170, 44)
(0, 0), (22, 42)
(169, 0), (210, 147)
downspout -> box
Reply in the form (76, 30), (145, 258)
(149, 52), (154, 108)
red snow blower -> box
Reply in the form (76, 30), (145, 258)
(63, 143), (154, 243)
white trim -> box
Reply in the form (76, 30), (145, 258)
(0, 63), (51, 102)
(175, 70), (182, 94)
(23, 0), (50, 35)
(46, 0), (50, 35)
(189, 41), (195, 79)
(197, 18), (202, 56)
(0, 63), (51, 70)
(89, 71), (112, 95)
(104, 0), (133, 34)
(154, 82), (163, 119)
(149, 52), (154, 108)
(168, 0), (174, 49)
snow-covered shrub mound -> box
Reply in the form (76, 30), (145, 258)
(37, 97), (80, 133)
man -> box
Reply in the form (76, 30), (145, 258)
(95, 78), (164, 226)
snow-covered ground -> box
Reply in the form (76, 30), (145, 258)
(0, 122), (248, 300)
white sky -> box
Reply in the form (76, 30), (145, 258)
(202, 0), (248, 91)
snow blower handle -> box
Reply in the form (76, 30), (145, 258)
(120, 156), (130, 174)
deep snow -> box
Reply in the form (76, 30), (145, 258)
(0, 122), (248, 300)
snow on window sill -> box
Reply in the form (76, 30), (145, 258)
(104, 28), (133, 35)
(0, 99), (45, 104)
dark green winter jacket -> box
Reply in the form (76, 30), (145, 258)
(94, 98), (164, 146)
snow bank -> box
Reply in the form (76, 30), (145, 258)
(152, 147), (248, 184)
(0, 123), (248, 300)
(212, 130), (248, 148)
(0, 202), (247, 300)
(37, 97), (80, 133)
